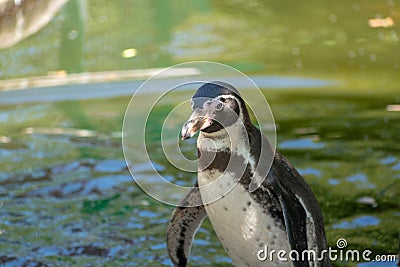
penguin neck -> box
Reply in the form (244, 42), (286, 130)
(196, 119), (256, 180)
(197, 120), (250, 154)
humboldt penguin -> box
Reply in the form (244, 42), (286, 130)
(167, 81), (330, 267)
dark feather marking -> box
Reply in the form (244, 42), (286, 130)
(176, 238), (187, 267)
(198, 149), (231, 173)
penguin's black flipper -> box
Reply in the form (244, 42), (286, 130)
(273, 179), (309, 267)
(167, 183), (207, 267)
(269, 151), (331, 267)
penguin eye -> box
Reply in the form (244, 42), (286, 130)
(219, 97), (226, 102)
(215, 102), (223, 110)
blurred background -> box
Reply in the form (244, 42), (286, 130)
(0, 0), (399, 266)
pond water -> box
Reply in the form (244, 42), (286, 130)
(0, 0), (399, 266)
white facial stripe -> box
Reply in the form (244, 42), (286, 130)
(219, 94), (244, 119)
(218, 94), (241, 106)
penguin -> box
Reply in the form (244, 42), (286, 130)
(167, 81), (331, 267)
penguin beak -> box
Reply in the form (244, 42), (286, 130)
(181, 109), (214, 140)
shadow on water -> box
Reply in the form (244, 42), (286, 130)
(0, 0), (399, 266)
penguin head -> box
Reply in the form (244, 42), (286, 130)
(181, 81), (251, 140)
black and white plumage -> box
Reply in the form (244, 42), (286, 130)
(167, 82), (331, 267)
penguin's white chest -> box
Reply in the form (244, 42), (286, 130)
(198, 170), (292, 267)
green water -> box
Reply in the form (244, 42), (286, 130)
(0, 0), (399, 266)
